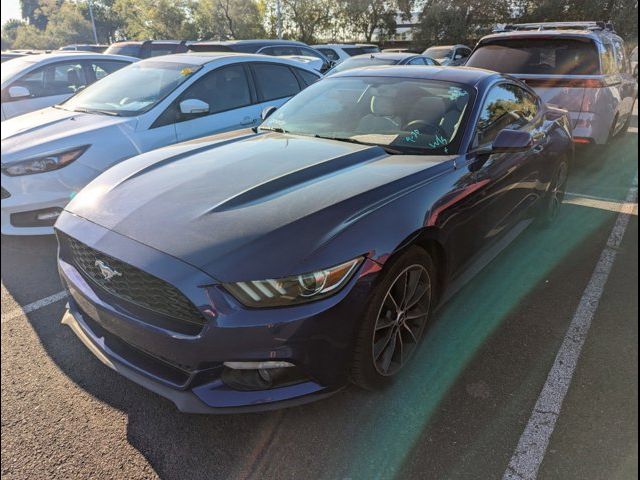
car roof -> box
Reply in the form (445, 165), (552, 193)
(348, 52), (419, 61)
(138, 52), (319, 70)
(9, 52), (137, 63)
(330, 65), (498, 85)
(190, 39), (306, 47)
(314, 43), (377, 48)
(479, 29), (617, 43)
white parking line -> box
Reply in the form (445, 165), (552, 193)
(1, 290), (67, 324)
(503, 172), (638, 480)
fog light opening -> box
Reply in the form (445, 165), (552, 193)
(221, 361), (309, 391)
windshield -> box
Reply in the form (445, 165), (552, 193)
(61, 61), (201, 116)
(466, 39), (600, 75)
(424, 47), (454, 61)
(1, 57), (38, 85)
(329, 56), (399, 75)
(261, 76), (473, 155)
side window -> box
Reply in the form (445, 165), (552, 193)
(408, 57), (427, 65)
(90, 60), (129, 80)
(318, 48), (339, 62)
(260, 46), (299, 56)
(294, 68), (321, 87)
(11, 61), (86, 98)
(299, 47), (324, 60)
(179, 64), (251, 116)
(602, 42), (618, 74)
(612, 39), (629, 73)
(252, 63), (300, 101)
(458, 48), (471, 59)
(475, 84), (537, 147)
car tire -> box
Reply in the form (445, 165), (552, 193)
(351, 246), (436, 390)
(537, 157), (569, 228)
(615, 112), (633, 139)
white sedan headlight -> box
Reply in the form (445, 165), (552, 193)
(2, 145), (89, 176)
(224, 257), (364, 308)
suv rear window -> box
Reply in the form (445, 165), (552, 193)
(105, 44), (141, 57)
(466, 39), (600, 75)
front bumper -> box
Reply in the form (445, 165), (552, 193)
(1, 162), (101, 235)
(56, 211), (377, 412)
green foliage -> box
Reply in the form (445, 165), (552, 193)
(3, 0), (638, 51)
(194, 0), (266, 40)
(112, 0), (198, 40)
(10, 2), (94, 49)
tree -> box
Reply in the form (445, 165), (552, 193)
(280, 0), (337, 43)
(194, 0), (265, 40)
(338, 0), (399, 42)
(112, 0), (198, 40)
(415, 0), (511, 47)
(1, 19), (26, 49)
(19, 0), (59, 30)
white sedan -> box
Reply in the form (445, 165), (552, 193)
(1, 52), (137, 121)
(1, 53), (321, 235)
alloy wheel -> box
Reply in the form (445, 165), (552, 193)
(372, 264), (432, 376)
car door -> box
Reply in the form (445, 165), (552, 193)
(172, 63), (258, 142)
(2, 60), (87, 120)
(249, 62), (306, 117)
(454, 83), (544, 264)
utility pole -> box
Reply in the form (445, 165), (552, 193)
(88, 0), (99, 44)
(276, 0), (283, 39)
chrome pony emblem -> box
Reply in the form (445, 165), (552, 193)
(95, 259), (122, 281)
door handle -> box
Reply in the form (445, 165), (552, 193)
(240, 117), (256, 126)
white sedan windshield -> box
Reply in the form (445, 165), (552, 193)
(61, 61), (202, 116)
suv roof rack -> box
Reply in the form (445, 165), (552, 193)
(494, 21), (615, 33)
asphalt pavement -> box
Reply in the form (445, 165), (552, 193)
(1, 110), (637, 480)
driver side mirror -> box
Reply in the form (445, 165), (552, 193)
(491, 129), (534, 153)
(179, 98), (209, 116)
(8, 85), (31, 99)
(261, 106), (278, 121)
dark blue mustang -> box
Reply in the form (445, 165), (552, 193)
(55, 66), (573, 412)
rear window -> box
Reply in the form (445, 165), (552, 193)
(105, 44), (141, 57)
(466, 39), (601, 75)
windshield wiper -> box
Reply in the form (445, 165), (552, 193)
(71, 107), (121, 116)
(313, 135), (405, 155)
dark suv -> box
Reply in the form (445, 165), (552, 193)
(104, 40), (188, 59)
(188, 39), (333, 73)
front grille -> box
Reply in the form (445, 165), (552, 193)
(1, 187), (10, 199)
(60, 233), (206, 330)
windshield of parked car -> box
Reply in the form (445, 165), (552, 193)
(424, 47), (454, 62)
(260, 76), (473, 155)
(1, 57), (39, 85)
(60, 61), (202, 116)
(328, 56), (400, 75)
(466, 39), (601, 75)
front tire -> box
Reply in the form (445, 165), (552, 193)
(351, 246), (435, 390)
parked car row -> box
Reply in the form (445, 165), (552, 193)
(0, 20), (636, 413)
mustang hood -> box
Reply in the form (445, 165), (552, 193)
(66, 133), (453, 281)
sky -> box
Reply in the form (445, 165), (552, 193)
(1, 0), (22, 25)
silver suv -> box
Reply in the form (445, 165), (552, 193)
(467, 21), (638, 145)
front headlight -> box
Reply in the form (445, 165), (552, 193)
(224, 257), (364, 308)
(2, 145), (89, 176)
